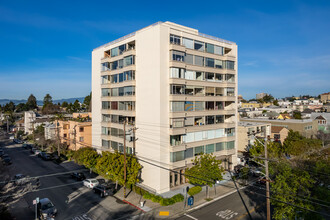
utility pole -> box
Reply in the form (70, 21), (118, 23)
(264, 129), (271, 220)
(56, 120), (60, 157)
(73, 125), (77, 151)
(129, 127), (138, 155)
(123, 118), (127, 198)
(6, 115), (9, 133)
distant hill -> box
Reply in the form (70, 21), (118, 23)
(0, 97), (85, 106)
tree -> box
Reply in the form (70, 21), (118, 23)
(61, 101), (68, 108)
(185, 153), (225, 198)
(3, 101), (15, 113)
(15, 103), (28, 112)
(83, 92), (91, 112)
(273, 99), (279, 106)
(43, 94), (53, 106)
(73, 100), (81, 112)
(73, 147), (100, 171)
(293, 111), (302, 119)
(263, 94), (274, 103)
(26, 94), (37, 110)
(95, 151), (141, 188)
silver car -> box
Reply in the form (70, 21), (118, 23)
(39, 198), (57, 219)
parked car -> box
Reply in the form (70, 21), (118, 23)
(2, 156), (12, 165)
(34, 150), (41, 156)
(13, 174), (27, 185)
(83, 179), (99, 188)
(249, 167), (263, 177)
(22, 143), (32, 149)
(38, 198), (57, 219)
(1, 153), (9, 158)
(39, 152), (51, 160)
(93, 183), (115, 198)
(0, 150), (4, 157)
(13, 139), (23, 144)
(71, 172), (86, 181)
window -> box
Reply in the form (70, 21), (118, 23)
(79, 137), (84, 142)
(171, 101), (184, 112)
(171, 84), (185, 95)
(170, 67), (184, 78)
(226, 88), (235, 97)
(205, 58), (215, 68)
(111, 75), (118, 83)
(185, 132), (194, 143)
(196, 71), (204, 80)
(125, 71), (135, 81)
(118, 101), (125, 110)
(194, 146), (204, 156)
(225, 74), (235, 82)
(195, 56), (204, 66)
(124, 86), (135, 96)
(184, 117), (194, 127)
(185, 54), (194, 65)
(216, 88), (223, 96)
(185, 70), (195, 80)
(206, 116), (215, 125)
(215, 128), (225, 138)
(194, 87), (203, 96)
(111, 128), (118, 137)
(215, 74), (222, 81)
(216, 115), (224, 123)
(111, 61), (118, 70)
(216, 102), (223, 109)
(102, 88), (111, 97)
(172, 51), (185, 62)
(111, 47), (119, 57)
(206, 144), (214, 154)
(185, 148), (193, 158)
(206, 87), (215, 96)
(119, 44), (126, 55)
(182, 38), (194, 49)
(170, 135), (182, 146)
(195, 118), (203, 126)
(225, 61), (235, 70)
(206, 43), (214, 53)
(170, 34), (181, 45)
(215, 60), (223, 69)
(102, 114), (111, 122)
(195, 102), (204, 111)
(216, 142), (225, 151)
(118, 87), (124, 96)
(195, 131), (203, 141)
(206, 101), (215, 109)
(171, 118), (184, 128)
(64, 134), (67, 138)
(102, 140), (110, 148)
(184, 101), (194, 111)
(101, 62), (110, 71)
(79, 127), (84, 132)
(101, 75), (111, 84)
(170, 151), (185, 162)
(194, 41), (204, 51)
(118, 59), (123, 69)
(124, 55), (134, 66)
(226, 141), (235, 150)
(111, 141), (118, 151)
(111, 88), (118, 97)
(205, 72), (214, 81)
(185, 86), (194, 95)
(110, 102), (118, 110)
(102, 101), (110, 109)
(214, 45), (223, 55)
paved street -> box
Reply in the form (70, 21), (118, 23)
(176, 186), (267, 220)
(0, 137), (142, 220)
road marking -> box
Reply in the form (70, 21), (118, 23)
(216, 209), (238, 219)
(72, 213), (93, 220)
(184, 213), (198, 220)
(236, 205), (261, 220)
(159, 211), (169, 216)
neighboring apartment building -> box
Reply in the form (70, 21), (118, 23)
(311, 112), (330, 133)
(270, 126), (289, 144)
(92, 22), (238, 193)
(320, 92), (330, 104)
(45, 123), (56, 140)
(240, 118), (318, 138)
(24, 111), (36, 134)
(57, 113), (92, 150)
(237, 121), (271, 153)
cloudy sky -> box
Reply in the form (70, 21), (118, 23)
(0, 0), (329, 100)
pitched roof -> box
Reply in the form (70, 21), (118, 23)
(302, 108), (313, 113)
(271, 126), (286, 133)
(315, 115), (326, 120)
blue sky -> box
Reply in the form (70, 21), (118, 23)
(0, 0), (329, 100)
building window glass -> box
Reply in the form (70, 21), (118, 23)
(124, 55), (134, 66)
(194, 41), (204, 51)
(184, 101), (194, 111)
(215, 128), (225, 138)
(172, 51), (185, 62)
(194, 146), (204, 156)
(110, 102), (118, 110)
(226, 141), (235, 150)
(216, 142), (225, 151)
(206, 43), (214, 53)
(102, 140), (110, 148)
(101, 62), (110, 71)
(215, 60), (223, 69)
(225, 61), (235, 70)
(195, 56), (204, 66)
(119, 44), (126, 55)
(206, 144), (214, 154)
(196, 71), (204, 80)
(102, 88), (110, 97)
(170, 35), (181, 45)
(183, 38), (194, 49)
(206, 58), (215, 68)
(195, 102), (204, 111)
(170, 151), (185, 162)
(185, 54), (194, 65)
(102, 101), (110, 109)
(185, 70), (194, 80)
(171, 84), (185, 95)
(185, 148), (193, 158)
(102, 114), (111, 122)
(111, 47), (119, 57)
(171, 101), (185, 112)
(214, 45), (223, 55)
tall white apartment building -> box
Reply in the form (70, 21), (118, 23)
(92, 22), (238, 193)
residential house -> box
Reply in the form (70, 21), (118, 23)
(270, 126), (289, 144)
(277, 114), (292, 120)
(320, 92), (330, 103)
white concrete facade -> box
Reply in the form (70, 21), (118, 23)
(92, 22), (238, 193)
(24, 111), (36, 135)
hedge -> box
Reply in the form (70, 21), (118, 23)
(188, 186), (202, 196)
(134, 185), (184, 206)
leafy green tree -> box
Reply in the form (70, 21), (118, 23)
(73, 147), (100, 170)
(95, 151), (141, 187)
(3, 101), (15, 113)
(273, 99), (279, 106)
(293, 111), (302, 119)
(263, 94), (274, 103)
(185, 153), (225, 198)
(83, 92), (91, 112)
(73, 100), (81, 112)
(26, 94), (37, 110)
(61, 101), (68, 108)
(43, 94), (53, 106)
(270, 162), (314, 220)
(15, 103), (28, 112)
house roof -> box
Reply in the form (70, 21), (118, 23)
(271, 126), (286, 133)
(302, 108), (313, 113)
(315, 115), (326, 120)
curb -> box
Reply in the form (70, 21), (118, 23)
(123, 200), (146, 213)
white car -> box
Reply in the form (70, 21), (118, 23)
(83, 179), (99, 188)
(34, 150), (41, 155)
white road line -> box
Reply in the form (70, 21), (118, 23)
(184, 213), (198, 220)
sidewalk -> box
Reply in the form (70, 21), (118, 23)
(114, 179), (238, 219)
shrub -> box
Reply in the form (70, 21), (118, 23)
(137, 185), (184, 206)
(188, 186), (202, 196)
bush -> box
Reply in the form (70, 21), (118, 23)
(188, 186), (202, 196)
(137, 185), (183, 206)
